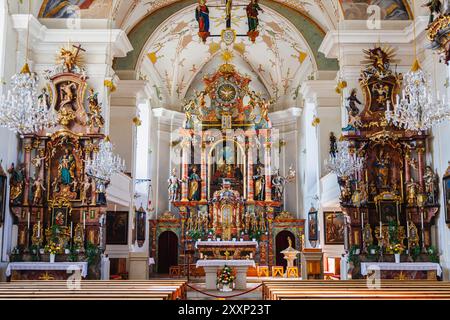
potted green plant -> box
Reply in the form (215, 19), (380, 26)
(427, 246), (439, 263)
(411, 246), (421, 262)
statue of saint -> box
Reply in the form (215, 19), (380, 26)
(406, 178), (419, 207)
(188, 166), (201, 201)
(32, 178), (46, 205)
(58, 81), (77, 111)
(343, 89), (362, 131)
(7, 163), (25, 204)
(87, 88), (105, 130)
(375, 150), (390, 188)
(59, 149), (76, 185)
(195, 0), (210, 33)
(246, 0), (263, 32)
(225, 0), (232, 28)
(258, 210), (266, 232)
(253, 166), (265, 201)
(80, 176), (91, 205)
(168, 168), (181, 202)
(424, 166), (437, 203)
(271, 169), (285, 201)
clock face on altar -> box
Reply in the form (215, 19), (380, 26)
(217, 82), (238, 104)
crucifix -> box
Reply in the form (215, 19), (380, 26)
(72, 44), (86, 61)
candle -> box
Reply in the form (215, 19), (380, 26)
(27, 211), (30, 229)
(83, 211), (86, 229)
(70, 222), (73, 238)
(37, 221), (40, 238)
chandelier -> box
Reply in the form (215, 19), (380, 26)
(326, 140), (364, 179)
(0, 64), (57, 136)
(385, 60), (450, 132)
(85, 137), (125, 182)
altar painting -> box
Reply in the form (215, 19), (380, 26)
(324, 212), (345, 245)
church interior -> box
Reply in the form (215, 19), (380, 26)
(0, 0), (449, 302)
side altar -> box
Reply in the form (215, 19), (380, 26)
(5, 45), (114, 280)
(150, 59), (304, 271)
(335, 47), (441, 279)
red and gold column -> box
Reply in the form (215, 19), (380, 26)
(264, 135), (272, 202)
(200, 143), (207, 202)
(247, 142), (254, 201)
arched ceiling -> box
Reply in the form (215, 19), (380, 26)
(135, 0), (322, 110)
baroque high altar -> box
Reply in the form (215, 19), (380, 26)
(7, 45), (108, 279)
(151, 60), (304, 266)
(338, 47), (440, 276)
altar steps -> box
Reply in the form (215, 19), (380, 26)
(263, 280), (450, 300)
(0, 280), (187, 300)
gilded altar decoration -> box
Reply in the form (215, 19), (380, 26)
(87, 89), (105, 132)
(159, 60), (304, 266)
(6, 47), (111, 277)
(336, 47), (439, 271)
(425, 1), (450, 64)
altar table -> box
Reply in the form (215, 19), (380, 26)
(361, 262), (442, 280)
(195, 241), (258, 260)
(196, 260), (255, 290)
(6, 262), (88, 280)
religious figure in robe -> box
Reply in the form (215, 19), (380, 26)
(59, 149), (76, 185)
(225, 0), (233, 28)
(7, 163), (25, 204)
(246, 0), (263, 32)
(188, 166), (201, 201)
(195, 0), (210, 33)
(375, 150), (390, 188)
(253, 166), (265, 201)
(39, 0), (94, 18)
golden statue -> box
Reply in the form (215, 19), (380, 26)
(87, 88), (105, 130)
(253, 166), (265, 201)
(287, 236), (293, 248)
(406, 178), (419, 206)
(32, 178), (46, 205)
(59, 47), (77, 72)
(73, 223), (85, 250)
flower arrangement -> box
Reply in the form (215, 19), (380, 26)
(388, 243), (405, 254)
(45, 242), (62, 255)
(217, 266), (235, 286)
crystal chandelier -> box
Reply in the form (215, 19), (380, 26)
(85, 137), (125, 182)
(385, 60), (450, 132)
(0, 64), (57, 136)
(326, 140), (364, 179)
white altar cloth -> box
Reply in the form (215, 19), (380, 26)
(195, 241), (258, 248)
(361, 262), (442, 277)
(196, 260), (256, 268)
(6, 262), (89, 278)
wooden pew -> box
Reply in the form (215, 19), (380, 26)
(262, 280), (450, 300)
(0, 280), (187, 300)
